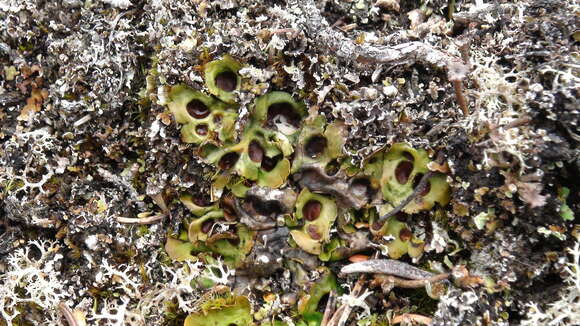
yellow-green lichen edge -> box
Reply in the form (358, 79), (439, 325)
(184, 294), (252, 326)
(204, 55), (243, 104)
(164, 237), (196, 262)
(167, 84), (237, 144)
(380, 143), (450, 213)
(291, 115), (347, 173)
(204, 127), (292, 188)
(180, 193), (218, 217)
(370, 209), (425, 259)
(165, 224), (254, 268)
(188, 210), (225, 244)
(184, 204), (254, 267)
(252, 91), (307, 138)
(205, 224), (254, 268)
(290, 188), (338, 255)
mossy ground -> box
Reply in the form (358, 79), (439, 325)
(0, 0), (578, 325)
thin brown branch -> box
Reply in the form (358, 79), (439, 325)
(452, 79), (469, 115)
(339, 23), (357, 32)
(326, 306), (347, 326)
(373, 273), (450, 289)
(116, 213), (166, 224)
(506, 117), (532, 129)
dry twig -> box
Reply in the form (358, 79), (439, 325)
(116, 214), (166, 224)
(371, 273), (450, 289)
(291, 0), (467, 71)
(321, 291), (337, 326)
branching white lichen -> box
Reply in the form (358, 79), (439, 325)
(98, 260), (142, 299)
(140, 260), (204, 314)
(335, 288), (373, 325)
(465, 50), (540, 172)
(88, 260), (205, 325)
(202, 258), (235, 285)
(1, 127), (65, 196)
(0, 240), (68, 325)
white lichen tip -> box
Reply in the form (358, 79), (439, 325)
(0, 240), (66, 325)
(102, 0), (132, 9)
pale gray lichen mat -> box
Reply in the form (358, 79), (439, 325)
(0, 0), (578, 326)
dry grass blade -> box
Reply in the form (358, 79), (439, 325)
(326, 275), (366, 326)
(321, 290), (337, 326)
(58, 302), (78, 326)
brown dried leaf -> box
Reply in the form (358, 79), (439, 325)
(427, 160), (450, 173)
(18, 88), (48, 121)
(158, 111), (172, 125)
(502, 171), (547, 208)
(516, 181), (547, 208)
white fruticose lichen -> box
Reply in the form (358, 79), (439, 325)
(202, 259), (235, 285)
(135, 261), (204, 317)
(102, 0), (132, 9)
(466, 50), (538, 172)
(427, 221), (450, 254)
(0, 240), (68, 326)
(2, 128), (64, 196)
(99, 260), (143, 299)
(521, 242), (580, 326)
(88, 260), (205, 325)
(88, 297), (132, 326)
(336, 288), (373, 324)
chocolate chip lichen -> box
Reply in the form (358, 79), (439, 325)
(162, 51), (456, 323)
(167, 84), (237, 144)
(1, 0), (577, 325)
(380, 143), (450, 214)
(204, 55), (242, 104)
